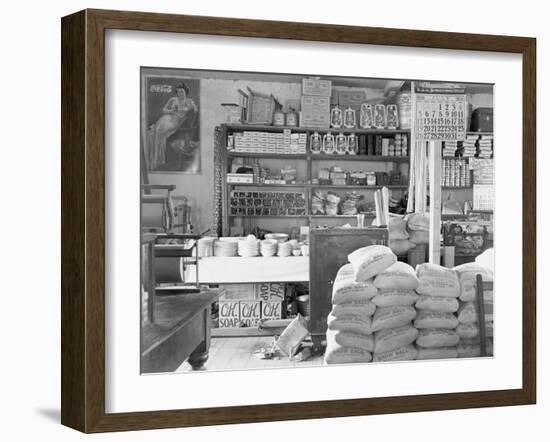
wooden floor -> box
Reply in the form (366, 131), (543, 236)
(176, 336), (323, 372)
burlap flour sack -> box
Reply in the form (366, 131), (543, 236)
(331, 299), (376, 317)
(388, 216), (409, 240)
(373, 324), (418, 353)
(416, 328), (460, 348)
(456, 322), (479, 339)
(327, 312), (372, 335)
(415, 295), (459, 313)
(389, 239), (416, 256)
(324, 343), (372, 364)
(416, 346), (458, 360)
(457, 302), (477, 323)
(416, 263), (460, 298)
(408, 230), (429, 245)
(374, 261), (419, 290)
(372, 289), (419, 307)
(373, 344), (418, 362)
(332, 264), (378, 304)
(414, 311), (459, 329)
(459, 338), (494, 357)
(406, 212), (430, 231)
(326, 328), (374, 352)
(371, 306), (416, 332)
(453, 263), (494, 302)
(348, 245), (397, 282)
(457, 342), (481, 358)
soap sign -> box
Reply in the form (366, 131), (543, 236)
(218, 301), (240, 328)
(415, 94), (467, 141)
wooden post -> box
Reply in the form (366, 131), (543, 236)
(429, 140), (442, 264)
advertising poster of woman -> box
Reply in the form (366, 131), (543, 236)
(142, 75), (200, 173)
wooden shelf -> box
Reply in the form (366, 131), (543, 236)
(228, 215), (308, 218)
(227, 182), (306, 188)
(310, 154), (409, 162)
(311, 184), (407, 190)
(310, 213), (376, 218)
(225, 124), (410, 135)
(442, 186), (473, 190)
(227, 151), (307, 159)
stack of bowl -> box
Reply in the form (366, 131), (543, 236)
(260, 239), (278, 257)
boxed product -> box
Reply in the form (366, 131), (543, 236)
(302, 78), (332, 96)
(301, 95), (330, 113)
(300, 111), (330, 128)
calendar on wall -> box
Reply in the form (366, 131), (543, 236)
(415, 93), (467, 141)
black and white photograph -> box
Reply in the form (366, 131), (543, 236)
(140, 67), (495, 374)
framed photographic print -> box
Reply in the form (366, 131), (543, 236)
(61, 9), (536, 433)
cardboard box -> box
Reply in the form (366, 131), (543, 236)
(239, 301), (261, 327)
(299, 111), (330, 128)
(255, 282), (285, 301)
(302, 78), (332, 97)
(261, 301), (283, 320)
(218, 300), (241, 328)
(337, 89), (368, 109)
(301, 95), (330, 113)
(219, 283), (257, 300)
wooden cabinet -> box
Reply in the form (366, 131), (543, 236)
(308, 227), (388, 352)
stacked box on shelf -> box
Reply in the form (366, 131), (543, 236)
(462, 134), (478, 158)
(478, 134), (493, 159)
(443, 140), (458, 157)
(300, 78), (331, 128)
(441, 158), (470, 187)
(229, 190), (307, 216)
(230, 130), (306, 154)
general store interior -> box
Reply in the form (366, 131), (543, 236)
(140, 68), (494, 373)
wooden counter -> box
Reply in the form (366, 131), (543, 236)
(141, 290), (221, 373)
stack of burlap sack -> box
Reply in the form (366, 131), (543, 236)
(414, 263), (461, 359)
(454, 263), (494, 357)
(325, 245), (420, 364)
(405, 212), (430, 245)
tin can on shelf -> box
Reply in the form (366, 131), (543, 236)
(273, 110), (285, 126)
(285, 110), (298, 126)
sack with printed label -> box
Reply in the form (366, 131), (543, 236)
(389, 216), (409, 240)
(406, 212), (430, 231)
(371, 305), (416, 332)
(374, 261), (419, 290)
(372, 289), (418, 307)
(332, 264), (378, 304)
(416, 328), (460, 348)
(414, 311), (459, 329)
(331, 299), (376, 317)
(326, 328), (374, 352)
(389, 239), (416, 256)
(408, 230), (430, 245)
(456, 322), (479, 339)
(459, 337), (494, 356)
(373, 324), (418, 353)
(457, 300), (493, 324)
(416, 263), (460, 298)
(324, 343), (372, 364)
(416, 346), (458, 360)
(373, 344), (418, 362)
(348, 245), (397, 282)
(327, 312), (372, 335)
(453, 263), (493, 302)
(415, 295), (459, 313)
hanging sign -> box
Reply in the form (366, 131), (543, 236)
(415, 94), (467, 141)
